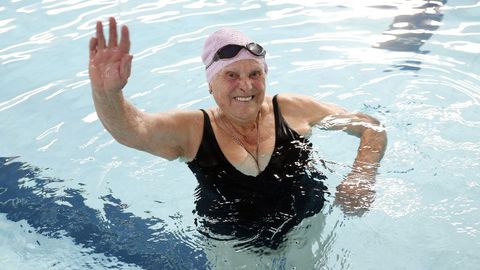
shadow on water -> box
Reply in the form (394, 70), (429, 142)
(372, 0), (447, 71)
(0, 157), (209, 270)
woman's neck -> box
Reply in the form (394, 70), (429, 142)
(219, 109), (261, 136)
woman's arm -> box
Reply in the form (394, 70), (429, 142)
(278, 94), (387, 215)
(322, 112), (387, 216)
(89, 17), (200, 161)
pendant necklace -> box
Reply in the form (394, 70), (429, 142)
(214, 109), (261, 173)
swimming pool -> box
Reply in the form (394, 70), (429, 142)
(1, 0), (479, 269)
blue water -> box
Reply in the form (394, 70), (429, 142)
(1, 1), (479, 269)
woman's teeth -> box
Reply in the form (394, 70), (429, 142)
(234, 96), (253, 101)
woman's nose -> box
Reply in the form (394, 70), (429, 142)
(238, 77), (252, 92)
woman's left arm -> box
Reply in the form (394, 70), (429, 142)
(320, 112), (387, 216)
(279, 94), (387, 215)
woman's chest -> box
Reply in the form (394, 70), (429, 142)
(216, 127), (276, 176)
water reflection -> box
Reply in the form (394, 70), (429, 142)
(373, 0), (447, 53)
(0, 157), (208, 270)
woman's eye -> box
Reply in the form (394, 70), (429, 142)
(250, 71), (261, 78)
(226, 72), (237, 79)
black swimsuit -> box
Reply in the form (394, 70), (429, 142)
(187, 95), (327, 249)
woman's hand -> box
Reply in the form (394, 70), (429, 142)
(89, 17), (133, 94)
(335, 169), (377, 216)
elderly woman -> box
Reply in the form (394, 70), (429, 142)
(89, 17), (387, 248)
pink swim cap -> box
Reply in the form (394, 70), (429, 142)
(202, 28), (268, 83)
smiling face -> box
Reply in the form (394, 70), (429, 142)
(209, 59), (266, 123)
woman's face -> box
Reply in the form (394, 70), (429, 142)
(209, 59), (266, 122)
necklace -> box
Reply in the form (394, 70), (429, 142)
(214, 109), (261, 173)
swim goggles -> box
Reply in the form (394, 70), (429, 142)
(205, 42), (266, 70)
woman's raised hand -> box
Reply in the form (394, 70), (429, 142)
(89, 17), (132, 94)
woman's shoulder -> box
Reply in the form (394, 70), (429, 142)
(273, 93), (318, 116)
(272, 92), (347, 129)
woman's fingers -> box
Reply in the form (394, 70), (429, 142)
(119, 25), (130, 54)
(96, 21), (106, 49)
(91, 17), (130, 78)
(108, 17), (118, 48)
(94, 17), (129, 53)
(89, 37), (98, 60)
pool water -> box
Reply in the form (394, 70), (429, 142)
(1, 0), (479, 269)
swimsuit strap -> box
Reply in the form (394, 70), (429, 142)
(190, 109), (223, 170)
(272, 94), (302, 142)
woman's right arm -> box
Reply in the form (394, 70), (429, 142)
(89, 17), (200, 161)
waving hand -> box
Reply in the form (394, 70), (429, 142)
(89, 17), (133, 94)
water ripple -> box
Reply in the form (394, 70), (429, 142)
(0, 82), (58, 112)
